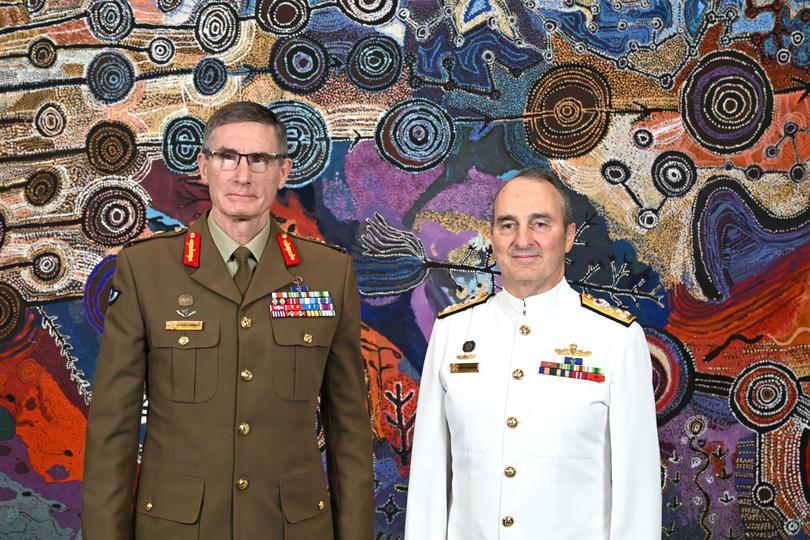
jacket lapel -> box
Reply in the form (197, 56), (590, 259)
(188, 217), (243, 305)
(242, 219), (295, 308)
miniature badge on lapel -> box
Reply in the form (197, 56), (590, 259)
(539, 343), (605, 383)
(183, 232), (200, 268)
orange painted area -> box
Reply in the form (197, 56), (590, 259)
(361, 323), (419, 471)
(636, 93), (810, 171)
(0, 356), (86, 483)
(272, 191), (325, 240)
(46, 20), (95, 46)
(667, 242), (810, 378)
(131, 0), (165, 24)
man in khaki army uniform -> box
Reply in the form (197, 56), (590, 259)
(82, 101), (373, 540)
(405, 171), (661, 539)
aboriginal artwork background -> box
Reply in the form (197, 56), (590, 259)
(1, 0), (810, 538)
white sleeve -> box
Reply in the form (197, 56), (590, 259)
(609, 322), (662, 539)
(404, 317), (451, 540)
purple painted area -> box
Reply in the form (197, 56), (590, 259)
(0, 436), (81, 533)
(421, 167), (503, 222)
(694, 179), (810, 300)
(338, 141), (444, 224)
(0, 487), (16, 501)
(46, 465), (69, 481)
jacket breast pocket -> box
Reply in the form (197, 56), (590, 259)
(149, 321), (220, 403)
(271, 322), (332, 401)
(134, 468), (204, 540)
(280, 469), (333, 540)
(528, 376), (607, 459)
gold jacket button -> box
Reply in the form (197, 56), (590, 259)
(178, 336), (189, 346)
(240, 316), (253, 329)
(317, 500), (326, 511)
(240, 369), (253, 382)
(519, 324), (531, 336)
(144, 501), (153, 512)
(303, 332), (313, 344)
(502, 516), (514, 527)
(504, 466), (516, 478)
(236, 478), (249, 491)
(238, 422), (251, 436)
(512, 368), (524, 380)
(506, 417), (518, 428)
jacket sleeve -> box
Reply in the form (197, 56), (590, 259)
(321, 257), (373, 540)
(404, 317), (451, 540)
(609, 322), (662, 539)
(81, 248), (146, 540)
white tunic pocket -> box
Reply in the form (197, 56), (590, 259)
(442, 364), (492, 454)
(528, 375), (607, 459)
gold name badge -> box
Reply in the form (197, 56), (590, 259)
(449, 362), (479, 374)
(165, 320), (205, 331)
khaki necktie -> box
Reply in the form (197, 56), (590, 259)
(232, 246), (253, 296)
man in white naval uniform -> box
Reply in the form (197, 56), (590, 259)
(404, 170), (661, 539)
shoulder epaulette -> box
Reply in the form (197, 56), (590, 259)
(293, 234), (347, 254)
(437, 293), (493, 319)
(124, 227), (187, 248)
(580, 292), (636, 327)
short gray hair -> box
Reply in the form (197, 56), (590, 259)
(491, 168), (574, 227)
(202, 101), (288, 154)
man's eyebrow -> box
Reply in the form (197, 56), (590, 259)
(529, 212), (552, 221)
(495, 215), (517, 224)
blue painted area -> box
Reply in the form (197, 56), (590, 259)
(416, 25), (544, 91)
(684, 0), (710, 37)
(463, 0), (491, 23)
(779, 5), (810, 68)
(146, 207), (185, 230)
(536, 1), (673, 56)
(41, 300), (102, 386)
(730, 7), (774, 34)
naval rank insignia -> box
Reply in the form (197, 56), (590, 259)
(270, 290), (334, 317)
(539, 343), (604, 383)
(183, 232), (200, 268)
(580, 293), (636, 326)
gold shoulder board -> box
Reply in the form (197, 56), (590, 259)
(437, 293), (493, 319)
(580, 293), (636, 327)
(124, 227), (187, 248)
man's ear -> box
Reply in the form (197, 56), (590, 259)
(197, 151), (209, 185)
(277, 157), (293, 190)
(564, 222), (576, 253)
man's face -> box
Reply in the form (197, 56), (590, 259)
(197, 121), (292, 224)
(491, 176), (576, 298)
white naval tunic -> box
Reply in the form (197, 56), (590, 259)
(404, 279), (661, 540)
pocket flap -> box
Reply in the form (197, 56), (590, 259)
(280, 470), (330, 524)
(271, 321), (333, 347)
(150, 320), (220, 348)
(135, 469), (205, 524)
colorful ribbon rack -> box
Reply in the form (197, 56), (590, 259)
(538, 356), (605, 383)
(270, 290), (335, 318)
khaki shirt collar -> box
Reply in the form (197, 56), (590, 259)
(207, 212), (271, 263)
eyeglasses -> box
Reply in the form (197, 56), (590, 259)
(202, 149), (289, 173)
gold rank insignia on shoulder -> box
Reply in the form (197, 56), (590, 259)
(580, 293), (636, 327)
(437, 293), (493, 319)
(449, 362), (479, 373)
(165, 320), (204, 331)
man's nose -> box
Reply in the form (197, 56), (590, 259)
(233, 155), (252, 181)
(514, 224), (533, 246)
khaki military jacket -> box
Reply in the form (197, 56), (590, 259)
(82, 214), (373, 540)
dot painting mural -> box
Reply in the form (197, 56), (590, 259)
(1, 1), (810, 538)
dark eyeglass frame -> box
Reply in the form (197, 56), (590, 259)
(201, 149), (289, 172)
